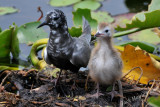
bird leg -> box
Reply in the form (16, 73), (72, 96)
(54, 69), (62, 87)
(107, 81), (121, 101)
(95, 82), (100, 98)
(71, 79), (78, 90)
(85, 73), (89, 91)
(109, 82), (116, 101)
(87, 82), (103, 99)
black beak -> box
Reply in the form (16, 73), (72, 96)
(37, 21), (47, 28)
(94, 32), (102, 38)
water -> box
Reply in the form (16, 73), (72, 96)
(0, 0), (130, 30)
(0, 0), (150, 66)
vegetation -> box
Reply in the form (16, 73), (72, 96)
(0, 0), (160, 106)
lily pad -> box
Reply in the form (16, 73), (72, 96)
(148, 96), (160, 107)
(91, 11), (114, 24)
(113, 13), (135, 28)
(0, 24), (20, 62)
(0, 7), (18, 15)
(17, 21), (48, 44)
(72, 8), (98, 34)
(49, 0), (81, 7)
(148, 0), (160, 11)
(73, 0), (101, 11)
(11, 23), (20, 59)
(128, 29), (160, 45)
(115, 40), (157, 53)
(0, 27), (13, 62)
(116, 10), (160, 31)
(115, 0), (160, 31)
(69, 27), (82, 37)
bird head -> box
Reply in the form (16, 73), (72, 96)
(37, 9), (67, 29)
(94, 23), (112, 39)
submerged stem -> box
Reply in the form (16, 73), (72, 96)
(37, 6), (43, 21)
(113, 28), (141, 37)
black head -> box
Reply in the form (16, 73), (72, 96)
(37, 9), (67, 29)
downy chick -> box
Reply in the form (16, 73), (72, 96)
(37, 9), (91, 85)
(88, 23), (123, 98)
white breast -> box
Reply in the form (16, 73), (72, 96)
(44, 47), (47, 61)
(89, 42), (122, 85)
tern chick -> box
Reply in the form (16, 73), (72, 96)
(37, 9), (91, 85)
(88, 23), (123, 98)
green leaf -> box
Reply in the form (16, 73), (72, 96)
(11, 23), (20, 59)
(148, 0), (160, 11)
(91, 11), (114, 24)
(49, 0), (81, 7)
(115, 40), (157, 53)
(116, 10), (160, 31)
(106, 86), (112, 91)
(0, 27), (2, 33)
(73, 0), (101, 11)
(0, 66), (19, 71)
(113, 13), (135, 28)
(148, 96), (160, 107)
(0, 27), (13, 62)
(115, 0), (160, 32)
(128, 29), (160, 45)
(69, 27), (82, 37)
(0, 24), (20, 62)
(17, 21), (48, 44)
(0, 7), (18, 15)
(72, 8), (98, 34)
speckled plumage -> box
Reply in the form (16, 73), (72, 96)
(38, 9), (91, 73)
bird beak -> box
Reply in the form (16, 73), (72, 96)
(37, 21), (47, 28)
(94, 32), (103, 37)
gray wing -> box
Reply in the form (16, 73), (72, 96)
(70, 38), (91, 67)
(79, 17), (91, 44)
(69, 17), (91, 67)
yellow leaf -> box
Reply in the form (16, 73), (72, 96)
(78, 96), (86, 100)
(120, 45), (160, 84)
(73, 98), (78, 102)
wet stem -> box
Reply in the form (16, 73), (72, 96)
(113, 28), (141, 37)
(37, 6), (43, 22)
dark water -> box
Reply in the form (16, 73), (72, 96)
(0, 0), (151, 65)
(0, 0), (130, 30)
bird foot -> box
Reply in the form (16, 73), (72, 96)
(54, 69), (63, 87)
(107, 90), (123, 101)
(54, 78), (59, 87)
(50, 78), (58, 87)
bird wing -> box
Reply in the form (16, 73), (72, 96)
(79, 17), (91, 43)
(69, 17), (91, 68)
(70, 38), (91, 67)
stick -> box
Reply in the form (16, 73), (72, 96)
(0, 72), (11, 92)
(122, 67), (142, 78)
(37, 6), (43, 21)
(144, 79), (155, 102)
(136, 67), (143, 84)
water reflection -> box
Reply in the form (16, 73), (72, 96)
(125, 0), (151, 12)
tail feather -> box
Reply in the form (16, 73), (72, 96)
(79, 17), (91, 43)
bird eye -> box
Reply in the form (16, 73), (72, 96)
(105, 29), (109, 33)
(54, 17), (59, 20)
